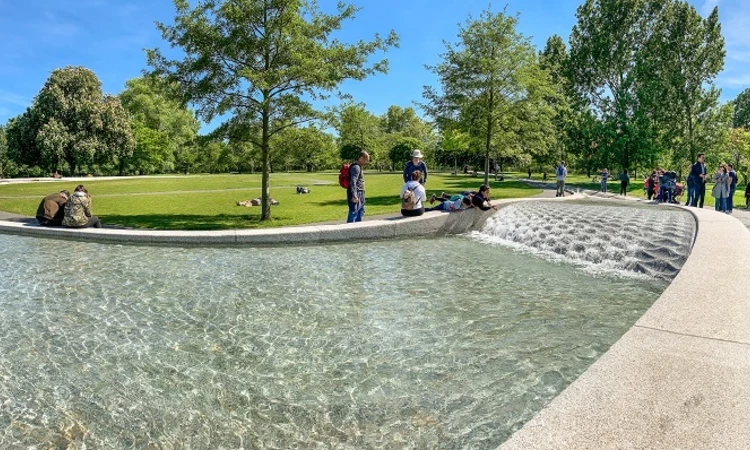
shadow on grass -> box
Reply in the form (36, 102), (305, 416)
(100, 214), (284, 230)
(314, 195), (402, 208)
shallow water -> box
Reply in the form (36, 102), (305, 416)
(0, 233), (665, 449)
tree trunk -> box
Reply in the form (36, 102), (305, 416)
(261, 95), (271, 221)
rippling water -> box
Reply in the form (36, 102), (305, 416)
(0, 233), (665, 448)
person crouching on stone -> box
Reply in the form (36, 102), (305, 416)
(400, 170), (427, 217)
(36, 190), (70, 226)
(63, 185), (102, 228)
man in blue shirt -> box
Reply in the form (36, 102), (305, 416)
(403, 149), (428, 185)
(347, 151), (370, 223)
(688, 153), (707, 208)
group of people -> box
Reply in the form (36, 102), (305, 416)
(682, 153), (740, 213)
(644, 169), (683, 203)
(345, 149), (496, 223)
(35, 184), (102, 228)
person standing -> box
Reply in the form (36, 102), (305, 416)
(727, 163), (738, 214)
(347, 151), (370, 223)
(35, 190), (70, 226)
(63, 185), (102, 228)
(600, 168), (610, 193)
(555, 161), (567, 197)
(403, 150), (428, 185)
(711, 164), (731, 213)
(688, 153), (707, 208)
(619, 169), (630, 196)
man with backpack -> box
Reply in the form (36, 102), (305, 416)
(555, 161), (567, 197)
(340, 151), (370, 223)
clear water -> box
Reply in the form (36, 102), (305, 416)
(0, 234), (665, 449)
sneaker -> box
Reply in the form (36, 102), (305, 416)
(429, 194), (436, 204)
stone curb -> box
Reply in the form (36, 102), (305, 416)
(500, 195), (750, 450)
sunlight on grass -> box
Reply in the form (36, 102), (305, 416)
(0, 173), (541, 230)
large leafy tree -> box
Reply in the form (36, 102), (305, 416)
(569, 0), (658, 172)
(119, 76), (200, 175)
(640, 1), (724, 166)
(271, 125), (337, 172)
(335, 103), (387, 166)
(148, 0), (397, 221)
(733, 88), (750, 130)
(32, 66), (134, 175)
(539, 35), (573, 168)
(423, 8), (554, 185)
(727, 127), (750, 184)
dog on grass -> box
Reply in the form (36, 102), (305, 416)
(296, 186), (310, 194)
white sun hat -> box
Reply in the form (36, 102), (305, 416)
(411, 149), (423, 158)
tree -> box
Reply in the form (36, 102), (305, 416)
(271, 125), (337, 171)
(640, 1), (724, 166)
(0, 125), (6, 177)
(30, 67), (134, 175)
(423, 8), (554, 185)
(388, 136), (422, 167)
(335, 103), (387, 167)
(148, 0), (397, 221)
(727, 127), (750, 184)
(733, 88), (750, 130)
(438, 128), (471, 173)
(569, 0), (672, 172)
(539, 35), (572, 167)
(119, 76), (199, 174)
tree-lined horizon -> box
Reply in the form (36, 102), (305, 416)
(3, 0), (750, 217)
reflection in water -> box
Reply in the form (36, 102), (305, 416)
(0, 232), (668, 448)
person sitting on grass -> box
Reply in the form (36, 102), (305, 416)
(400, 170), (427, 217)
(63, 184), (102, 229)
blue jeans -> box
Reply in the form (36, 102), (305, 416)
(715, 197), (727, 213)
(347, 191), (365, 223)
(728, 187), (736, 211)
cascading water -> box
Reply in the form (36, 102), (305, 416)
(471, 200), (696, 282)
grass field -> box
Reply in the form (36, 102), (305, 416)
(0, 172), (540, 230)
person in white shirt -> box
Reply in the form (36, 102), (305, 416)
(400, 170), (427, 217)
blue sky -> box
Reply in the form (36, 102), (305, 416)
(0, 0), (748, 133)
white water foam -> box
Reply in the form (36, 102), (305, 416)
(470, 201), (696, 283)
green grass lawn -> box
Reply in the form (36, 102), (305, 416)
(0, 173), (541, 230)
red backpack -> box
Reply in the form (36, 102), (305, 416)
(339, 163), (351, 189)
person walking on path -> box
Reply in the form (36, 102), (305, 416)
(403, 150), (427, 185)
(689, 153), (707, 208)
(347, 151), (370, 223)
(727, 163), (738, 214)
(63, 185), (102, 228)
(35, 190), (70, 226)
(619, 169), (630, 196)
(555, 161), (567, 197)
(712, 164), (731, 213)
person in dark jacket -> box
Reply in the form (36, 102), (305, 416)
(688, 153), (707, 207)
(727, 163), (738, 213)
(471, 184), (498, 211)
(347, 151), (370, 223)
(403, 149), (428, 185)
(35, 190), (70, 226)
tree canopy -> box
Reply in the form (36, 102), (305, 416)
(148, 0), (397, 220)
